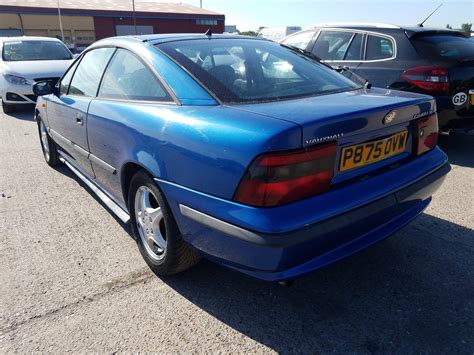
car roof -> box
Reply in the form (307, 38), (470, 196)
(305, 23), (468, 37)
(0, 36), (63, 43)
(94, 33), (266, 47)
(141, 33), (264, 44)
(307, 22), (401, 30)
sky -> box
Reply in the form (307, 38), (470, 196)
(138, 0), (473, 31)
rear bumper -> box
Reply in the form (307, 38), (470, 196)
(158, 148), (450, 281)
(436, 96), (474, 129)
(180, 162), (449, 249)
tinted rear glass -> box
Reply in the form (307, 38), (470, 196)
(157, 39), (360, 104)
(411, 34), (474, 61)
(2, 40), (72, 61)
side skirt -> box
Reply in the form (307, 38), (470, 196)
(58, 153), (131, 223)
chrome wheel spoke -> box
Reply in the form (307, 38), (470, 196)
(140, 189), (150, 210)
(146, 235), (156, 250)
(147, 207), (162, 226)
(150, 232), (166, 250)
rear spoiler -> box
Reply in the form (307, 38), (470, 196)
(405, 29), (470, 39)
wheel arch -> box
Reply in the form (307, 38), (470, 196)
(121, 161), (158, 209)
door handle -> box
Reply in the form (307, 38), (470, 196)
(76, 113), (84, 125)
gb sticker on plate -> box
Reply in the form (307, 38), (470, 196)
(452, 92), (468, 106)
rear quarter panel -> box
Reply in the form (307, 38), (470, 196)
(86, 100), (301, 206)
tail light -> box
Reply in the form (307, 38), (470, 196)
(401, 66), (449, 93)
(234, 142), (337, 207)
(413, 113), (439, 156)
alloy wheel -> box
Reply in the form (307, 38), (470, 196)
(134, 186), (167, 261)
(39, 120), (50, 162)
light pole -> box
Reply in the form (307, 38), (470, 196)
(132, 0), (137, 35)
(57, 0), (65, 42)
(200, 0), (202, 8)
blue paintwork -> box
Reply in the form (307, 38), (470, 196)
(157, 147), (448, 280)
(47, 94), (95, 177)
(37, 34), (450, 281)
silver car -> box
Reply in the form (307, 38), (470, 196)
(0, 36), (73, 113)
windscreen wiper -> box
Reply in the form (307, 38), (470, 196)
(335, 65), (372, 89)
(280, 44), (371, 89)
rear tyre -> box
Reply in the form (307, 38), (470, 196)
(128, 170), (200, 276)
(2, 100), (15, 114)
(37, 117), (60, 167)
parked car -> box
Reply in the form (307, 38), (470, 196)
(281, 23), (474, 132)
(0, 36), (73, 113)
(258, 26), (302, 42)
(34, 34), (449, 282)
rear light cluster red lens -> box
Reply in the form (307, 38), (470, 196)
(401, 66), (449, 93)
(234, 142), (337, 207)
(413, 113), (439, 156)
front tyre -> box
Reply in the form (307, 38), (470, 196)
(37, 117), (60, 166)
(128, 171), (200, 276)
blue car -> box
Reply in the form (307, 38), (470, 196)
(33, 34), (450, 282)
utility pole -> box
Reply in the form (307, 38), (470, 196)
(132, 0), (137, 35)
(57, 0), (65, 42)
(200, 0), (202, 8)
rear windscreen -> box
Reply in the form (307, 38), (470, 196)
(411, 34), (474, 61)
(157, 39), (360, 104)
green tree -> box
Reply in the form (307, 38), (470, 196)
(446, 24), (452, 29)
(240, 31), (258, 37)
(461, 23), (472, 33)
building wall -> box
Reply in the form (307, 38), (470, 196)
(94, 16), (224, 39)
(1, 10), (225, 47)
(0, 13), (95, 46)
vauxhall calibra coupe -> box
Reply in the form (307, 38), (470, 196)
(33, 34), (450, 281)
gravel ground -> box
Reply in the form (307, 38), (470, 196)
(1, 106), (473, 353)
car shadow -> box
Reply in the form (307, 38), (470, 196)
(160, 214), (473, 352)
(52, 163), (132, 234)
(438, 133), (474, 168)
(1, 105), (36, 121)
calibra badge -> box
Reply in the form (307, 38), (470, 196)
(383, 110), (397, 125)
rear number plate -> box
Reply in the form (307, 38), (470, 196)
(339, 130), (408, 172)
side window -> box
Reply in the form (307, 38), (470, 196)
(312, 31), (354, 60)
(366, 35), (395, 60)
(344, 33), (363, 60)
(98, 49), (171, 102)
(59, 60), (79, 95)
(281, 31), (315, 50)
(68, 47), (115, 97)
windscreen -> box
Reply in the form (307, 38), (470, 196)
(2, 40), (72, 62)
(411, 34), (474, 61)
(157, 39), (360, 104)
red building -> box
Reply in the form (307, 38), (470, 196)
(0, 1), (225, 49)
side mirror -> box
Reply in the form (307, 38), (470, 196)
(33, 81), (56, 97)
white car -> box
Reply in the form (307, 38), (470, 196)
(0, 36), (73, 113)
(257, 26), (302, 42)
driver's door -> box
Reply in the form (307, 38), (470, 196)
(46, 47), (115, 177)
